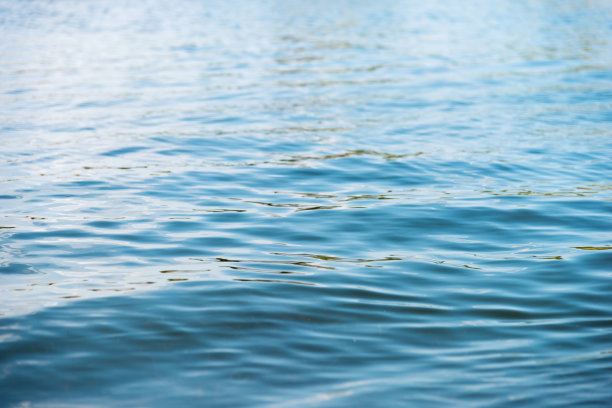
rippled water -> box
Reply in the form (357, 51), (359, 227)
(1, 1), (612, 406)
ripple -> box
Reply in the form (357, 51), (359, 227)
(574, 246), (612, 251)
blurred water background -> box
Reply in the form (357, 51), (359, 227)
(1, 0), (612, 406)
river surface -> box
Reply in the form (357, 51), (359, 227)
(1, 1), (611, 406)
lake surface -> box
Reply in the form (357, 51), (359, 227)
(1, 0), (611, 406)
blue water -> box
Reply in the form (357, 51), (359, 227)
(1, 1), (612, 406)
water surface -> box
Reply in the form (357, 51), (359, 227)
(1, 1), (612, 406)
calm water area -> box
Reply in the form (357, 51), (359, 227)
(1, 0), (612, 406)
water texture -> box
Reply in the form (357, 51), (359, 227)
(1, 0), (611, 406)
